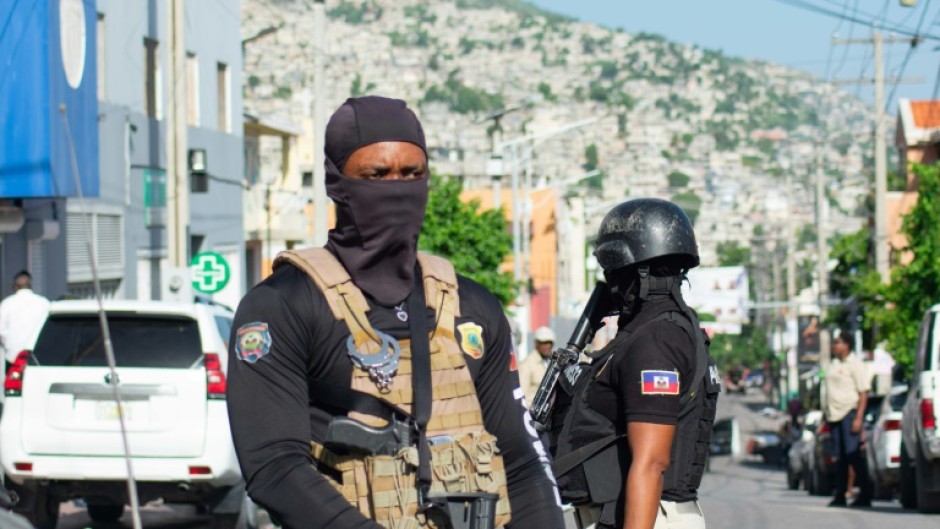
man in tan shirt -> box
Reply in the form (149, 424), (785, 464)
(822, 330), (873, 507)
(519, 326), (555, 405)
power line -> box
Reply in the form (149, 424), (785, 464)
(885, 0), (936, 112)
(830, 0), (860, 80)
(774, 0), (940, 40)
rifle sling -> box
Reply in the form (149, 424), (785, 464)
(407, 263), (435, 503)
(551, 433), (623, 477)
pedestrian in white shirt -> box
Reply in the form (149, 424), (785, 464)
(0, 271), (50, 372)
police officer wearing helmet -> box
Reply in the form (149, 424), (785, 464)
(226, 96), (565, 529)
(574, 198), (719, 529)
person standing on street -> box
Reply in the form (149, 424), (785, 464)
(0, 271), (50, 373)
(226, 96), (565, 529)
(557, 199), (719, 529)
(823, 330), (874, 507)
(520, 326), (556, 405)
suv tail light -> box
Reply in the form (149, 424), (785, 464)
(884, 419), (902, 432)
(921, 399), (936, 430)
(205, 353), (226, 399)
(4, 350), (30, 396)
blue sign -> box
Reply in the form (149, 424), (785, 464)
(0, 0), (99, 198)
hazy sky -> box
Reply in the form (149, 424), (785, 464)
(528, 0), (940, 113)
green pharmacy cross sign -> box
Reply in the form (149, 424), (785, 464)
(191, 251), (231, 294)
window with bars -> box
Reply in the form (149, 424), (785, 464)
(67, 211), (125, 283)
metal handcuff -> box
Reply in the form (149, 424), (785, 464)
(346, 331), (401, 392)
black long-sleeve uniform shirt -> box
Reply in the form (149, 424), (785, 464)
(226, 264), (564, 529)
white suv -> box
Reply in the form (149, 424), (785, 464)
(900, 303), (940, 513)
(0, 300), (247, 529)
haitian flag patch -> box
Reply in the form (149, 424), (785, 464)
(641, 370), (680, 395)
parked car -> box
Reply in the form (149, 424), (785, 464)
(746, 431), (782, 464)
(710, 417), (738, 456)
(787, 410), (823, 490)
(900, 303), (940, 513)
(0, 300), (250, 529)
(744, 368), (765, 391)
(804, 418), (835, 496)
(866, 385), (908, 500)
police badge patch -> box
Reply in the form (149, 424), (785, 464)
(457, 322), (485, 359)
(236, 322), (272, 363)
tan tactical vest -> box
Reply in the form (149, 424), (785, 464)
(273, 248), (511, 529)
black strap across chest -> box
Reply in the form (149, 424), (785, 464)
(406, 265), (435, 502)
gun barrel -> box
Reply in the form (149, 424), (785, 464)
(566, 282), (610, 351)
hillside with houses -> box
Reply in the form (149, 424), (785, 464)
(242, 0), (875, 272)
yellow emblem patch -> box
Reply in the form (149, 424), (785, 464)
(457, 322), (485, 359)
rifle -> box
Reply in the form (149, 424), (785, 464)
(529, 282), (612, 429)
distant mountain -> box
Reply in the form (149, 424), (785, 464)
(243, 0), (872, 262)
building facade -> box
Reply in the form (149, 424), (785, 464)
(1, 0), (245, 306)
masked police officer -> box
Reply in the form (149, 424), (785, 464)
(572, 198), (719, 529)
(226, 96), (564, 529)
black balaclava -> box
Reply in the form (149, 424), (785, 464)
(324, 96), (429, 307)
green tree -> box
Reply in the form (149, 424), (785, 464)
(709, 324), (771, 372)
(877, 163), (940, 371)
(666, 170), (690, 188)
(670, 191), (702, 225)
(583, 144), (599, 171)
(537, 82), (556, 102)
(420, 175), (515, 305)
(826, 228), (881, 349)
(716, 241), (751, 267)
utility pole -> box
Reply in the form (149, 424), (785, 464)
(831, 31), (922, 283)
(312, 0), (328, 246)
(873, 31), (889, 283)
(166, 0), (189, 269)
(785, 171), (799, 401)
(815, 144), (831, 368)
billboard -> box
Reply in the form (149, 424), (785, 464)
(0, 0), (99, 198)
(683, 266), (750, 335)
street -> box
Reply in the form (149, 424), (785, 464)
(46, 390), (937, 529)
(699, 392), (939, 529)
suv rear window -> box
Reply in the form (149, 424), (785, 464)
(32, 314), (202, 368)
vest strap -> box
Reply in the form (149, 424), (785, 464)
(417, 253), (460, 338)
(274, 248), (381, 350)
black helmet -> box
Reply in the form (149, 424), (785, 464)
(594, 198), (699, 272)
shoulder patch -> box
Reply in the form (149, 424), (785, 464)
(457, 322), (485, 359)
(236, 322), (272, 363)
(641, 370), (680, 395)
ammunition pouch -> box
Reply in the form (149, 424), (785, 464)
(311, 431), (509, 528)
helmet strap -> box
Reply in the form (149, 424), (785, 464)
(669, 277), (692, 315)
(637, 266), (651, 300)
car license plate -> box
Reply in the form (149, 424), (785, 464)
(95, 401), (133, 422)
